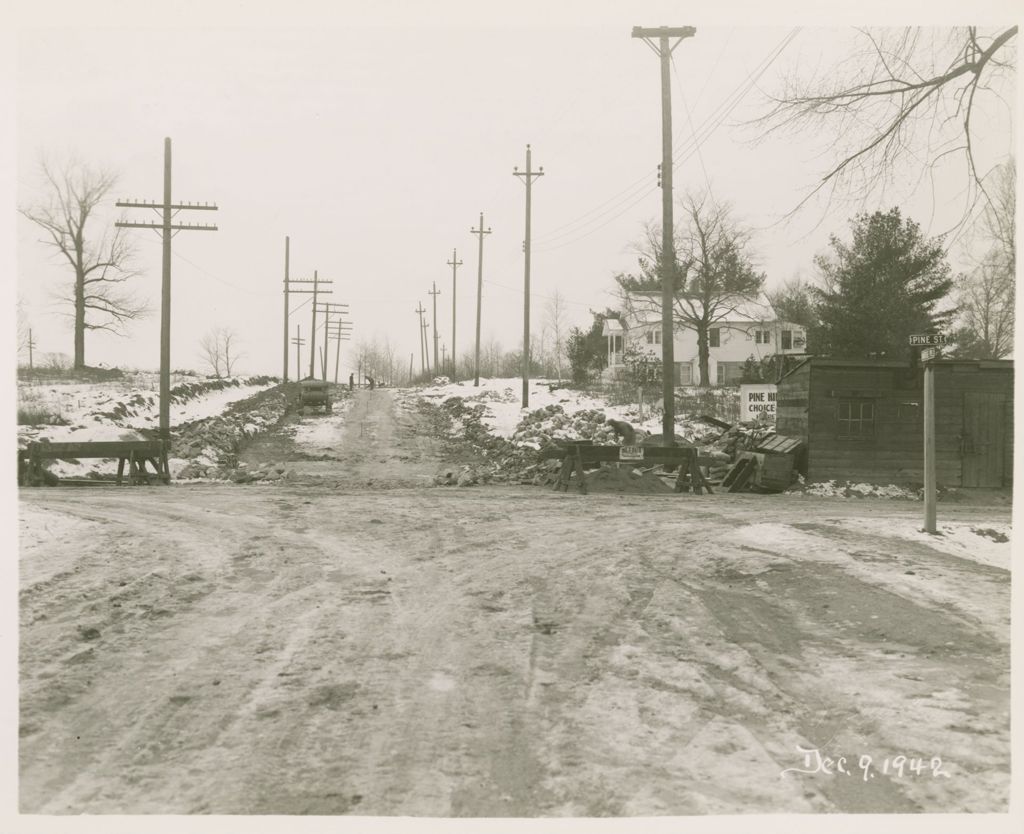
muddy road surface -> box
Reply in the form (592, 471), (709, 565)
(19, 388), (1011, 815)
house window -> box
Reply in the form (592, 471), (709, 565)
(837, 399), (875, 438)
(678, 363), (692, 384)
(754, 329), (771, 345)
(716, 362), (744, 386)
(781, 330), (792, 350)
(646, 328), (661, 345)
(611, 335), (622, 352)
(709, 328), (720, 348)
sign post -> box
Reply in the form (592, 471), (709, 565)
(909, 335), (946, 533)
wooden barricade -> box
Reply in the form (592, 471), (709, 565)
(19, 440), (171, 486)
(540, 442), (713, 495)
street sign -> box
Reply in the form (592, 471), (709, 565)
(921, 347), (940, 361)
(909, 334), (947, 346)
(619, 445), (644, 461)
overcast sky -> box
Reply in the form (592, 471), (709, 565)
(9, 1), (1018, 379)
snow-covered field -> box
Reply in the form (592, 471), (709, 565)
(17, 374), (277, 478)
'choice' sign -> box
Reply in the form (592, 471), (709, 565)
(740, 383), (777, 423)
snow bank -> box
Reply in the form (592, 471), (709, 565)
(836, 518), (1011, 571)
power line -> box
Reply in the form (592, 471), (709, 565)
(531, 29), (800, 249)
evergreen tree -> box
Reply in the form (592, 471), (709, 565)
(812, 208), (955, 358)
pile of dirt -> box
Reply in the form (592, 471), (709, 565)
(582, 465), (672, 494)
(172, 383), (296, 479)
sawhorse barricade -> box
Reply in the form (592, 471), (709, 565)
(19, 440), (171, 486)
(539, 441), (713, 495)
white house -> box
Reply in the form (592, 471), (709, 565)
(603, 293), (807, 385)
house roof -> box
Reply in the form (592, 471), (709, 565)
(601, 319), (624, 336)
(621, 291), (790, 327)
(778, 356), (1014, 383)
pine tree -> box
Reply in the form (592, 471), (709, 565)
(812, 208), (955, 358)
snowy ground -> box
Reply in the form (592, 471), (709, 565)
(17, 388), (1013, 816)
(17, 375), (277, 478)
(417, 376), (737, 441)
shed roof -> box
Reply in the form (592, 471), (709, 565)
(778, 356), (1014, 383)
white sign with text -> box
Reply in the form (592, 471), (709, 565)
(740, 383), (778, 423)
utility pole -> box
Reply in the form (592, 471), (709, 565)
(447, 249), (462, 378)
(291, 325), (305, 382)
(309, 271), (320, 379)
(514, 144), (544, 409)
(116, 137), (218, 442)
(441, 343), (447, 374)
(422, 319), (432, 377)
(316, 301), (349, 381)
(428, 281), (441, 375)
(326, 318), (353, 383)
(415, 303), (427, 375)
(26, 328), (35, 371)
(285, 271), (332, 380)
(282, 236), (290, 382)
(470, 212), (492, 387)
(409, 353), (414, 385)
(632, 25), (696, 447)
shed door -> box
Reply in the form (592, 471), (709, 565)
(962, 392), (1006, 487)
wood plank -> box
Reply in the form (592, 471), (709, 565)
(27, 440), (166, 458)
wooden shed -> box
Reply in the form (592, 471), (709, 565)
(776, 358), (1013, 487)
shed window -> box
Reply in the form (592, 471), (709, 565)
(709, 328), (721, 348)
(898, 401), (920, 419)
(837, 399), (874, 438)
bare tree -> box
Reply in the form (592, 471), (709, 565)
(616, 195), (765, 387)
(757, 27), (1017, 222)
(198, 327), (243, 378)
(17, 294), (31, 357)
(199, 329), (224, 377)
(950, 157), (1015, 359)
(20, 158), (148, 368)
(221, 329), (242, 376)
(544, 289), (569, 380)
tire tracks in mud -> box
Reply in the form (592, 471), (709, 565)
(18, 399), (1011, 815)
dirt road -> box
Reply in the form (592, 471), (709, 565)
(19, 389), (1011, 815)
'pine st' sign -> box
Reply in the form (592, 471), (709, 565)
(909, 334), (947, 346)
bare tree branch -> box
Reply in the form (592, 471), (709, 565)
(19, 156), (149, 367)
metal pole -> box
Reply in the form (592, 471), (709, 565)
(160, 137), (172, 441)
(924, 360), (936, 533)
(309, 270), (318, 380)
(283, 236), (289, 382)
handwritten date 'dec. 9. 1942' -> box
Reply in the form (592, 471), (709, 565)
(780, 746), (952, 781)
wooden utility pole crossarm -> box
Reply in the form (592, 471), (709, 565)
(632, 25), (696, 447)
(115, 137), (218, 442)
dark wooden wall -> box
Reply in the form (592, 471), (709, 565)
(777, 362), (1013, 487)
